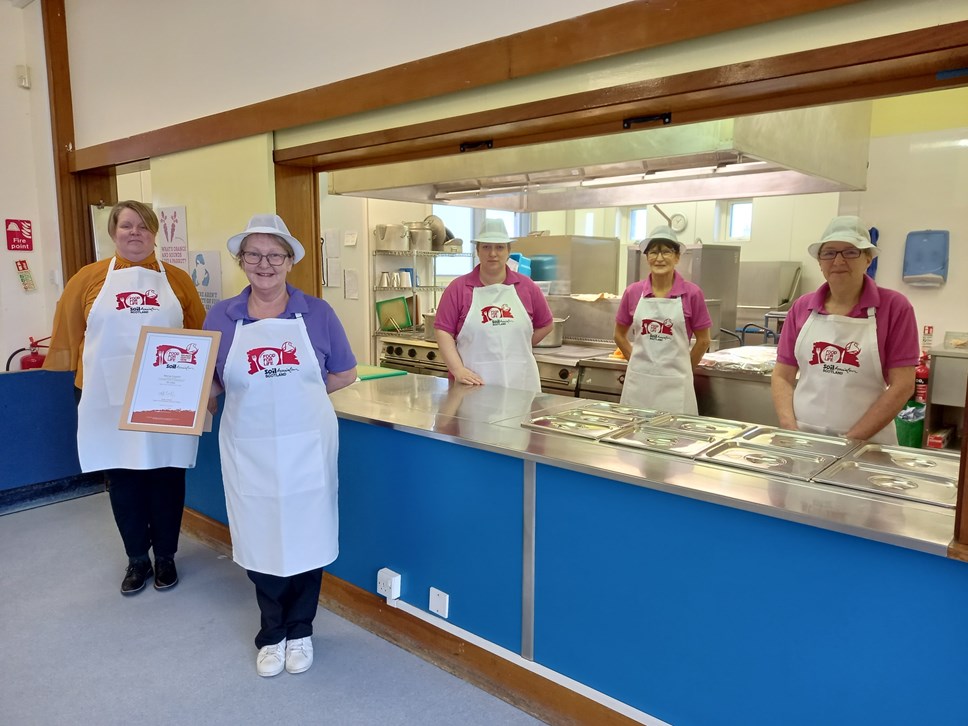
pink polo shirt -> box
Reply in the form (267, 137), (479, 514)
(434, 265), (554, 337)
(776, 276), (919, 380)
(616, 271), (712, 340)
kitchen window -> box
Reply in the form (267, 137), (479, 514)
(722, 200), (753, 241)
(432, 206), (530, 276)
(629, 207), (649, 242)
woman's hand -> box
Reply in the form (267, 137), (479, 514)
(452, 366), (485, 386)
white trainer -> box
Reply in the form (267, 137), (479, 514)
(285, 636), (314, 674)
(256, 640), (286, 677)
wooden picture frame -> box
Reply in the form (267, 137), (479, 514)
(118, 326), (221, 436)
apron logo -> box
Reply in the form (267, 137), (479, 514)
(641, 317), (674, 339)
(153, 343), (198, 369)
(480, 304), (514, 325)
(115, 289), (160, 313)
(246, 341), (300, 377)
(809, 340), (861, 374)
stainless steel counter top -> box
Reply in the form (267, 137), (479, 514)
(331, 375), (956, 557)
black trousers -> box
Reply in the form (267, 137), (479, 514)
(247, 568), (324, 648)
(106, 467), (186, 560)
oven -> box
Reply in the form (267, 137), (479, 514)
(534, 358), (579, 396)
(577, 356), (627, 402)
(378, 336), (449, 378)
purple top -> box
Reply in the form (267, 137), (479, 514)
(203, 284), (356, 385)
(616, 271), (712, 340)
(434, 265), (554, 336)
(776, 276), (919, 379)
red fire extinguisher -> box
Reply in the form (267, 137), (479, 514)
(914, 354), (930, 404)
(5, 335), (50, 371)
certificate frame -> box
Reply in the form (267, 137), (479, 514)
(119, 326), (221, 436)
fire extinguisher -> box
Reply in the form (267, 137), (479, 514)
(914, 354), (930, 404)
(5, 335), (50, 372)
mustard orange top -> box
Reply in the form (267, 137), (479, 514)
(43, 253), (206, 388)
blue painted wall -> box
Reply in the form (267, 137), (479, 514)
(185, 401), (228, 523)
(534, 465), (968, 726)
(331, 420), (525, 652)
(0, 371), (82, 490)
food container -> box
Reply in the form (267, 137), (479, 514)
(422, 313), (436, 341)
(645, 414), (754, 440)
(604, 425), (719, 458)
(534, 317), (569, 348)
(738, 427), (861, 458)
(577, 401), (671, 424)
(521, 415), (629, 440)
(373, 224), (409, 251)
(842, 443), (961, 480)
(698, 440), (837, 480)
(404, 221), (433, 251)
(812, 459), (957, 508)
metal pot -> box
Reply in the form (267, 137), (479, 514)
(404, 221), (433, 251)
(374, 223), (409, 251)
(535, 316), (569, 348)
(423, 313), (437, 341)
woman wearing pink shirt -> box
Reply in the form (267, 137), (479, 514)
(771, 216), (918, 443)
(434, 220), (553, 391)
(614, 225), (711, 413)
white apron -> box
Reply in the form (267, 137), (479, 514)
(77, 258), (199, 472)
(219, 314), (339, 576)
(620, 294), (698, 414)
(456, 282), (541, 392)
(792, 307), (897, 444)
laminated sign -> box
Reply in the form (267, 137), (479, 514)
(6, 219), (33, 251)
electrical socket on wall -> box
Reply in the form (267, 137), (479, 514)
(429, 587), (449, 618)
(376, 567), (401, 600)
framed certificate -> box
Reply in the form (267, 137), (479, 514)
(119, 327), (221, 436)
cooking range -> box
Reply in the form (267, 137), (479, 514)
(378, 334), (607, 396)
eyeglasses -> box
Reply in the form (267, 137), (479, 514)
(241, 251), (290, 266)
(818, 247), (863, 261)
(646, 249), (676, 258)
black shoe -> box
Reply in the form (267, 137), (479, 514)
(154, 557), (178, 591)
(121, 560), (153, 595)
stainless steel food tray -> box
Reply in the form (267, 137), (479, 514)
(739, 427), (862, 458)
(812, 459), (957, 508)
(521, 416), (629, 440)
(603, 424), (719, 458)
(576, 401), (671, 424)
(842, 444), (961, 481)
(697, 440), (837, 480)
(645, 414), (754, 440)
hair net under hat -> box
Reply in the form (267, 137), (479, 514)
(639, 224), (683, 254)
(807, 215), (878, 260)
(227, 214), (306, 264)
(473, 219), (511, 245)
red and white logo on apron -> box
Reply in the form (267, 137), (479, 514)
(246, 341), (300, 377)
(640, 317), (674, 339)
(808, 340), (861, 373)
(115, 289), (160, 312)
(480, 304), (515, 325)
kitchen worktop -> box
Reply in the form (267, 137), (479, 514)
(332, 375), (956, 557)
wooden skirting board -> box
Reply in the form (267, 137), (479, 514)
(181, 507), (641, 726)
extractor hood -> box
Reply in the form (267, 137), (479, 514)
(328, 102), (872, 211)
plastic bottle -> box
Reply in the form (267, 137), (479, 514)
(914, 354), (930, 404)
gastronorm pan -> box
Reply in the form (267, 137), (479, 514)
(697, 440), (837, 480)
(738, 427), (862, 458)
(811, 459), (957, 508)
(603, 424), (719, 458)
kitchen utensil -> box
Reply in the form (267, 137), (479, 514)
(812, 459), (957, 508)
(404, 221), (433, 251)
(375, 296), (412, 331)
(373, 224), (409, 251)
(398, 271), (412, 287)
(604, 424), (719, 458)
(390, 272), (400, 287)
(535, 316), (570, 348)
(379, 272), (391, 287)
(423, 312), (437, 341)
(698, 440), (836, 480)
(398, 267), (417, 286)
(424, 215), (448, 251)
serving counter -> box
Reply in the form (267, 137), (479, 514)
(296, 375), (968, 726)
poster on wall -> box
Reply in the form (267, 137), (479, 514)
(190, 251), (222, 312)
(6, 219), (33, 251)
(157, 206), (189, 271)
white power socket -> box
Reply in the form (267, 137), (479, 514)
(429, 587), (449, 618)
(376, 567), (401, 600)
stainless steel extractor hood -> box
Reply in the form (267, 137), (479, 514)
(328, 102), (872, 211)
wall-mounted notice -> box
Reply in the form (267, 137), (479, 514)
(190, 251), (222, 312)
(158, 206), (189, 271)
(6, 219), (33, 251)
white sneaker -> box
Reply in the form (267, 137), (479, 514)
(285, 636), (314, 674)
(256, 640), (286, 677)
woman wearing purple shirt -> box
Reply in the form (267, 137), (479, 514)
(204, 215), (356, 678)
(771, 216), (918, 443)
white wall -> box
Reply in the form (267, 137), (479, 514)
(0, 1), (59, 370)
